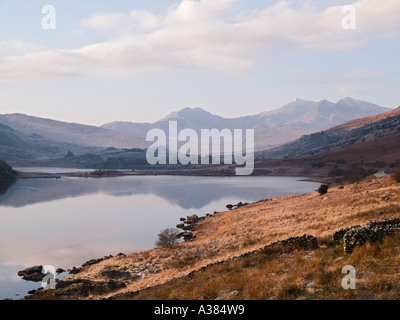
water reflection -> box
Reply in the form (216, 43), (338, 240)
(0, 175), (320, 299)
(0, 176), (316, 210)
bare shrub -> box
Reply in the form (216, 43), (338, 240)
(155, 228), (180, 249)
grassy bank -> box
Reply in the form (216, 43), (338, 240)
(27, 174), (400, 300)
(118, 233), (400, 300)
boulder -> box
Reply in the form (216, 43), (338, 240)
(186, 214), (199, 224)
(183, 232), (194, 241)
(17, 266), (44, 282)
(67, 266), (82, 274)
(81, 258), (103, 268)
(28, 279), (127, 299)
(81, 255), (113, 268)
(27, 289), (38, 295)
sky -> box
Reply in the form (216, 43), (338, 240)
(0, 0), (399, 125)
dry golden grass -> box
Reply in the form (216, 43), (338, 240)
(57, 175), (400, 300)
(121, 233), (400, 300)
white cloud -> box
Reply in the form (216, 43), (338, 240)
(355, 0), (400, 33)
(164, 0), (237, 24)
(0, 0), (399, 82)
(82, 10), (160, 31)
(0, 40), (45, 57)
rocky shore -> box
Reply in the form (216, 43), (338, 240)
(23, 218), (400, 300)
(19, 174), (400, 300)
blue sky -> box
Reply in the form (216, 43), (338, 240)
(0, 0), (399, 125)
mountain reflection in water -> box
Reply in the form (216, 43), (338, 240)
(0, 175), (317, 210)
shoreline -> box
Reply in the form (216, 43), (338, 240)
(4, 169), (322, 300)
(13, 156), (358, 185)
(65, 169), (329, 186)
(13, 168), (331, 187)
(22, 174), (400, 300)
(11, 151), (387, 186)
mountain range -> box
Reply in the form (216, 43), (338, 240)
(0, 113), (146, 149)
(0, 97), (392, 163)
(102, 97), (391, 151)
(259, 107), (400, 159)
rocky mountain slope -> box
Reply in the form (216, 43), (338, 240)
(102, 98), (391, 151)
(259, 107), (400, 159)
(0, 122), (105, 161)
(0, 98), (391, 163)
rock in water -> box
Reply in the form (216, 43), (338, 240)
(17, 266), (44, 282)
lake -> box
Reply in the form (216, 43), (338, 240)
(0, 170), (320, 299)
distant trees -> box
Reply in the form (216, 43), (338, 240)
(155, 228), (180, 249)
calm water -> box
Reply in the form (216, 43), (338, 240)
(0, 171), (320, 299)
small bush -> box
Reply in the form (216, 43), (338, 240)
(317, 184), (329, 195)
(155, 228), (180, 249)
(392, 167), (400, 183)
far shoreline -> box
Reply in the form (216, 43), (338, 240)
(12, 161), (337, 186)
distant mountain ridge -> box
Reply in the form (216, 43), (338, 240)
(0, 121), (105, 161)
(102, 98), (391, 151)
(0, 98), (392, 163)
(0, 113), (147, 149)
(259, 107), (400, 159)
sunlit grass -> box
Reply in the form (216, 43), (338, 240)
(124, 232), (400, 300)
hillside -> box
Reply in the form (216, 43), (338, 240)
(0, 113), (147, 150)
(0, 159), (16, 181)
(0, 98), (391, 163)
(123, 232), (400, 300)
(27, 174), (400, 300)
(102, 98), (391, 151)
(0, 160), (17, 195)
(260, 107), (400, 160)
(0, 122), (104, 161)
